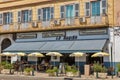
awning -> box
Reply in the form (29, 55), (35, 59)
(4, 39), (107, 53)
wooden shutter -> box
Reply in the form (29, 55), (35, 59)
(75, 3), (79, 17)
(85, 2), (90, 16)
(29, 9), (32, 22)
(18, 11), (21, 23)
(38, 9), (42, 21)
(60, 6), (65, 18)
(50, 7), (54, 19)
(0, 13), (3, 25)
(10, 12), (13, 23)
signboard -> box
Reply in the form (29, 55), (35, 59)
(16, 33), (37, 39)
(42, 31), (65, 38)
(79, 28), (107, 35)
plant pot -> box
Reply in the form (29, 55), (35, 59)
(94, 72), (99, 78)
(118, 72), (120, 77)
(73, 71), (79, 77)
(0, 69), (3, 74)
(3, 69), (10, 74)
(24, 72), (31, 76)
(48, 72), (56, 76)
(98, 72), (107, 78)
(66, 72), (74, 77)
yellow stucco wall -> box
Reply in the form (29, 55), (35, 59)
(0, 0), (115, 33)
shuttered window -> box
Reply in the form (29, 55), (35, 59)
(38, 7), (54, 21)
(18, 10), (32, 23)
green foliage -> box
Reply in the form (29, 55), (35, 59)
(101, 66), (107, 73)
(66, 65), (77, 74)
(1, 61), (9, 66)
(117, 63), (120, 72)
(0, 64), (4, 70)
(24, 68), (33, 73)
(93, 62), (102, 72)
(46, 67), (58, 73)
(4, 63), (13, 69)
(93, 62), (107, 73)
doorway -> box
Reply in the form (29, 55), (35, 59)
(60, 54), (75, 66)
(1, 38), (11, 62)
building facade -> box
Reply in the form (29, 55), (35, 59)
(0, 0), (120, 73)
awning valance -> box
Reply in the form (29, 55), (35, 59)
(4, 39), (107, 53)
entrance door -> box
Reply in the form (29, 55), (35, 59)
(61, 54), (75, 66)
(65, 5), (74, 25)
(86, 54), (103, 64)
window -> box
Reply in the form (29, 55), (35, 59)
(18, 10), (32, 23)
(38, 7), (54, 21)
(91, 1), (100, 16)
(85, 2), (90, 16)
(102, 0), (106, 15)
(3, 12), (13, 24)
(60, 4), (79, 18)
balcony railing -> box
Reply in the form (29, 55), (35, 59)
(0, 16), (109, 33)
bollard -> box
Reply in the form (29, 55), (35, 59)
(96, 72), (98, 78)
(32, 70), (34, 76)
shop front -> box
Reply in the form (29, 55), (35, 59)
(3, 28), (109, 73)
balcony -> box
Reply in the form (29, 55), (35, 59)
(0, 16), (109, 34)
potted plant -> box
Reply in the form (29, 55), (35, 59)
(24, 68), (33, 76)
(98, 66), (107, 78)
(93, 62), (102, 78)
(3, 62), (13, 74)
(66, 65), (78, 77)
(46, 67), (58, 76)
(0, 63), (4, 74)
(93, 62), (107, 78)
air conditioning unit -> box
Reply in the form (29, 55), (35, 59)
(79, 17), (86, 23)
(32, 21), (38, 28)
(54, 19), (61, 26)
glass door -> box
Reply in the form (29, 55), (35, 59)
(91, 1), (101, 24)
(42, 7), (50, 27)
(65, 5), (74, 25)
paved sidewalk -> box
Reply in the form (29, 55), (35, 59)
(0, 72), (119, 80)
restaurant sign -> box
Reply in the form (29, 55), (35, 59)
(42, 31), (65, 38)
(16, 33), (37, 39)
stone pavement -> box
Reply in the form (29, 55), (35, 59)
(0, 72), (119, 80)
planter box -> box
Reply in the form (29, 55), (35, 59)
(66, 72), (79, 77)
(98, 72), (107, 78)
(24, 72), (31, 76)
(66, 72), (74, 77)
(94, 72), (107, 78)
(48, 72), (56, 76)
(118, 72), (120, 77)
(2, 69), (10, 74)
